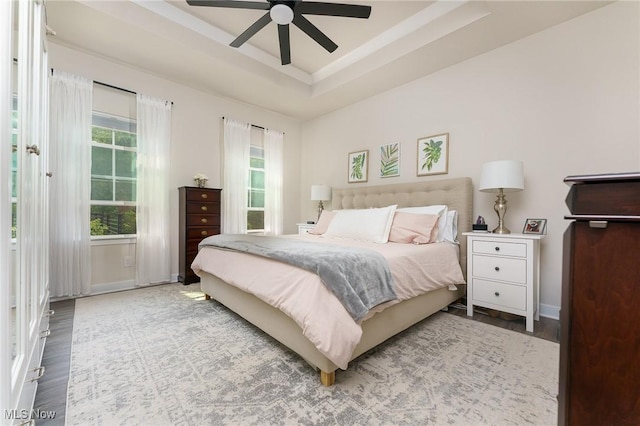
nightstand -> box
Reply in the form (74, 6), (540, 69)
(297, 223), (315, 235)
(463, 232), (543, 332)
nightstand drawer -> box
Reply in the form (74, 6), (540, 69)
(472, 255), (526, 284)
(473, 279), (526, 311)
(472, 240), (527, 257)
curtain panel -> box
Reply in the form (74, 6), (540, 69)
(135, 94), (172, 286)
(49, 70), (93, 298)
(263, 128), (284, 235)
(222, 118), (250, 234)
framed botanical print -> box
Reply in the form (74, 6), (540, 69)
(348, 150), (368, 183)
(380, 143), (400, 178)
(417, 133), (449, 177)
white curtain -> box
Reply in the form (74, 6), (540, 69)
(49, 71), (93, 297)
(263, 128), (284, 235)
(222, 118), (250, 234)
(135, 94), (171, 286)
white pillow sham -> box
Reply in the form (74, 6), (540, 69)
(324, 205), (397, 243)
(442, 210), (459, 244)
(396, 205), (448, 242)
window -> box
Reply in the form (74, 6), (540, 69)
(247, 142), (265, 232)
(90, 112), (137, 236)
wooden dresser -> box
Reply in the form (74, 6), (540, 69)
(178, 187), (222, 284)
(559, 172), (640, 425)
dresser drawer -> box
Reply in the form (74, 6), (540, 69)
(186, 189), (220, 202)
(473, 240), (527, 257)
(473, 279), (526, 311)
(472, 254), (526, 284)
(186, 202), (220, 214)
(186, 214), (220, 227)
(186, 227), (220, 239)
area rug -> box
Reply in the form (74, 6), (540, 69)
(65, 283), (558, 425)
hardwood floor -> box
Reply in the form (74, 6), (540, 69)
(34, 295), (558, 425)
(34, 299), (75, 426)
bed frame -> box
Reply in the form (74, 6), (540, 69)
(200, 177), (473, 386)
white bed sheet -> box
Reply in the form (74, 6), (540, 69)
(191, 234), (465, 369)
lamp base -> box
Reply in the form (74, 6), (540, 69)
(492, 189), (511, 234)
(492, 225), (511, 234)
(317, 201), (324, 222)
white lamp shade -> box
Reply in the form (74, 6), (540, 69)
(479, 160), (524, 193)
(311, 185), (331, 201)
(270, 4), (294, 25)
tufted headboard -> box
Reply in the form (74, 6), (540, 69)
(331, 177), (473, 277)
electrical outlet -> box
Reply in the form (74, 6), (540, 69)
(123, 255), (134, 268)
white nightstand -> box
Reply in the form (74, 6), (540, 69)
(297, 223), (316, 235)
(463, 232), (543, 332)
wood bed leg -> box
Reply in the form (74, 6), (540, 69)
(320, 370), (335, 386)
(204, 294), (211, 300)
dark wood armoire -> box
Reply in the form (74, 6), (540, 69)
(559, 172), (640, 425)
(178, 186), (222, 284)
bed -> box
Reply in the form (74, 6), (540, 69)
(192, 177), (472, 386)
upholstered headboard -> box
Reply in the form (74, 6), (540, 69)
(331, 177), (473, 277)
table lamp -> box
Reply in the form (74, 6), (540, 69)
(479, 160), (524, 234)
(311, 185), (331, 222)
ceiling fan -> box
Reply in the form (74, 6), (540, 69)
(185, 1), (372, 65)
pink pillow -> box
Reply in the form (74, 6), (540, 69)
(309, 210), (336, 235)
(388, 212), (439, 244)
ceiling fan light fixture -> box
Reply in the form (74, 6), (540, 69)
(270, 4), (294, 25)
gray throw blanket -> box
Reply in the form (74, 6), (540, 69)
(199, 234), (396, 322)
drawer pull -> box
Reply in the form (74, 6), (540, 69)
(494, 292), (500, 297)
(201, 231), (208, 236)
(494, 246), (500, 252)
(201, 218), (208, 224)
(494, 266), (500, 272)
(201, 206), (208, 211)
(201, 193), (208, 199)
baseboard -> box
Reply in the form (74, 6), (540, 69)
(91, 280), (136, 295)
(539, 304), (560, 320)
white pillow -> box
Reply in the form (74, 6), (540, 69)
(397, 205), (448, 242)
(324, 205), (397, 243)
(443, 210), (458, 244)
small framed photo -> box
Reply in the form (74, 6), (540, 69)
(417, 133), (449, 176)
(348, 150), (369, 183)
(380, 143), (400, 178)
(523, 218), (547, 234)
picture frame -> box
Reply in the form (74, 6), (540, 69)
(348, 149), (369, 183)
(380, 143), (400, 178)
(417, 133), (449, 177)
(523, 218), (547, 234)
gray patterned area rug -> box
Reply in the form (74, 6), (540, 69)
(65, 283), (558, 426)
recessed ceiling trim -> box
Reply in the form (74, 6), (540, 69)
(312, 0), (471, 83)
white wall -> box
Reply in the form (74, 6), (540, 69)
(49, 43), (303, 291)
(299, 2), (640, 317)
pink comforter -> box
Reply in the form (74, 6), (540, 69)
(191, 234), (465, 369)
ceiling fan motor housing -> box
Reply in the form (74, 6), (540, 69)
(270, 3), (295, 25)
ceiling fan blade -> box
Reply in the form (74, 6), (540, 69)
(297, 2), (371, 19)
(186, 0), (269, 10)
(277, 24), (291, 65)
(292, 14), (338, 53)
(230, 12), (272, 47)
